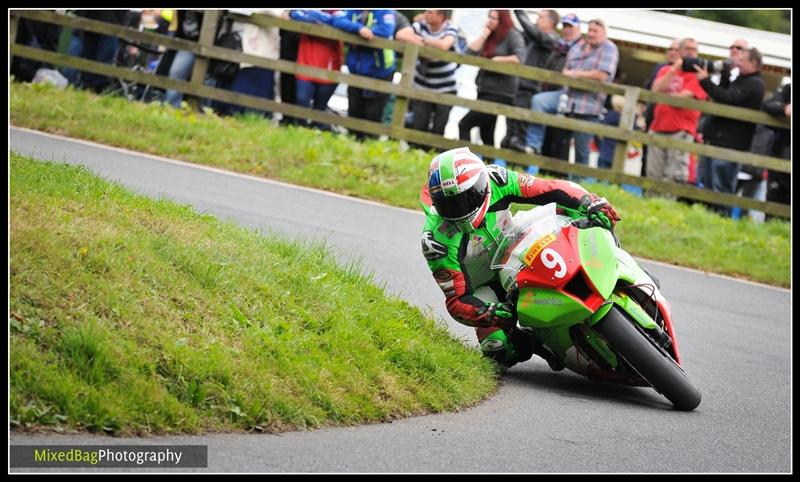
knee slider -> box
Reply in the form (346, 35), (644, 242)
(480, 330), (519, 366)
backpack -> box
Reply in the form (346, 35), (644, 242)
(208, 17), (242, 82)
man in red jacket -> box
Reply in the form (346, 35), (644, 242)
(646, 37), (708, 188)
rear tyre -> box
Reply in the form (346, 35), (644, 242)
(596, 307), (701, 411)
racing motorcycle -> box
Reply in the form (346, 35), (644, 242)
(491, 203), (701, 411)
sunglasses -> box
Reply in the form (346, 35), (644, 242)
(730, 45), (746, 50)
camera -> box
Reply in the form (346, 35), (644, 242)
(682, 57), (732, 74)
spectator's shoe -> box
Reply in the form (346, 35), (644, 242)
(500, 136), (512, 149)
(509, 138), (535, 155)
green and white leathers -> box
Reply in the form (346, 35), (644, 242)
(421, 148), (597, 367)
(423, 171), (516, 294)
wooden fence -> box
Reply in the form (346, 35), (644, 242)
(10, 10), (791, 218)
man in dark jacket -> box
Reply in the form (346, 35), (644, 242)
(762, 83), (791, 213)
(500, 9), (560, 153)
(538, 13), (583, 161)
(695, 47), (765, 216)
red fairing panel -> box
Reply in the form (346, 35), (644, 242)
(657, 298), (682, 364)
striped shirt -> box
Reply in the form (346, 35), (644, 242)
(412, 20), (460, 94)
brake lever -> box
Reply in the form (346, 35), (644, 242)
(571, 218), (594, 229)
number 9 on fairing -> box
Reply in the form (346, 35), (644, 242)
(541, 248), (566, 278)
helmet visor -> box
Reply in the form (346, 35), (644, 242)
(432, 172), (489, 221)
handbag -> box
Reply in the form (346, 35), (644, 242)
(208, 16), (242, 82)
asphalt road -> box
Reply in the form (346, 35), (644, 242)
(9, 127), (792, 473)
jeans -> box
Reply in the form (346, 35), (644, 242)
(710, 158), (740, 194)
(571, 114), (600, 166)
(295, 79), (338, 130)
(295, 79), (337, 128)
(164, 50), (196, 107)
(696, 155), (712, 188)
(525, 89), (564, 152)
(62, 30), (118, 91)
(80, 32), (119, 92)
(62, 31), (84, 85)
(709, 157), (741, 216)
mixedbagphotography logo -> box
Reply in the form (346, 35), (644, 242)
(10, 445), (208, 468)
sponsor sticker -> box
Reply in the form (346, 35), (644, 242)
(522, 233), (556, 266)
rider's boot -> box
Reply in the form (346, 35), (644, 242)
(508, 327), (565, 372)
(479, 327), (565, 371)
(479, 328), (521, 370)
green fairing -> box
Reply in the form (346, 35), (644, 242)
(577, 322), (619, 367)
(528, 326), (575, 360)
(516, 288), (593, 328)
(607, 292), (658, 330)
(589, 302), (614, 325)
(614, 247), (648, 285)
(577, 227), (618, 299)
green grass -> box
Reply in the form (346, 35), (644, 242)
(9, 81), (790, 287)
(10, 152), (498, 435)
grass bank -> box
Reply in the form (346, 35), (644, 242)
(10, 82), (790, 287)
(10, 152), (498, 435)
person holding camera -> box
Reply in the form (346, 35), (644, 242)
(695, 38), (749, 188)
(645, 37), (708, 188)
(694, 47), (765, 216)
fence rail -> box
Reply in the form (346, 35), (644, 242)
(10, 10), (791, 218)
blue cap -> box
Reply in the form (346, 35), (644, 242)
(561, 13), (580, 27)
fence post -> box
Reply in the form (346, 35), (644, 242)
(611, 86), (641, 174)
(10, 11), (20, 47)
(187, 10), (221, 111)
(391, 43), (419, 136)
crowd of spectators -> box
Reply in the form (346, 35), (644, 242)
(13, 9), (790, 218)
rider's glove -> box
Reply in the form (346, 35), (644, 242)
(476, 302), (516, 329)
(579, 194), (620, 230)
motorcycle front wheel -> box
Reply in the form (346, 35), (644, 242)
(596, 306), (702, 411)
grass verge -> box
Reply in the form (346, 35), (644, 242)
(10, 152), (498, 435)
(10, 81), (790, 287)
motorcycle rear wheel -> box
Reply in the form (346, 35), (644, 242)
(596, 306), (702, 411)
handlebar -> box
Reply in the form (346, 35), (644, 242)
(571, 218), (621, 247)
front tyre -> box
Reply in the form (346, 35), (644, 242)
(596, 307), (702, 411)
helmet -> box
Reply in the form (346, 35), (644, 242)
(427, 147), (490, 233)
